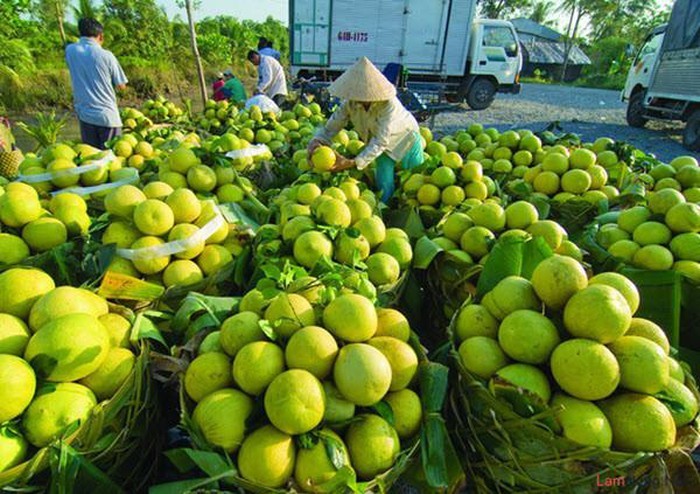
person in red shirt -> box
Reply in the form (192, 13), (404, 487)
(212, 72), (225, 101)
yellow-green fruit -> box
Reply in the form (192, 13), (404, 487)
(384, 389), (422, 439)
(233, 341), (285, 396)
(455, 304), (499, 340)
(459, 336), (509, 379)
(184, 352), (233, 402)
(20, 217), (66, 253)
(192, 388), (253, 452)
(168, 146), (199, 174)
(165, 188), (202, 224)
(345, 414), (400, 480)
(498, 310), (560, 364)
(316, 198), (351, 228)
(322, 381), (355, 424)
(29, 286), (108, 332)
(527, 220), (567, 250)
(265, 293), (316, 338)
(0, 354), (36, 423)
(334, 231), (370, 265)
(99, 313), (131, 348)
(550, 394), (612, 449)
(167, 223), (205, 260)
(354, 216), (386, 248)
(0, 233), (30, 265)
(377, 237), (413, 270)
(0, 314), (30, 356)
(21, 382), (96, 447)
(197, 244), (233, 276)
(293, 230), (333, 269)
(285, 326), (338, 379)
(375, 308), (410, 342)
(530, 255), (587, 310)
(442, 212), (474, 243)
(323, 294), (377, 342)
(588, 272), (640, 314)
(264, 369), (325, 435)
(334, 343), (392, 406)
(608, 336), (669, 394)
(365, 252), (401, 286)
(598, 393), (675, 452)
(563, 285), (631, 343)
(492, 363), (551, 402)
(618, 206), (651, 233)
(187, 164), (217, 192)
(53, 207), (90, 236)
(481, 276), (541, 320)
(131, 236), (171, 274)
(294, 429), (350, 492)
(668, 357), (684, 381)
(162, 260), (204, 287)
(550, 339), (620, 400)
(79, 347), (135, 400)
(626, 318), (670, 354)
(0, 269), (54, 319)
(0, 191), (42, 228)
(104, 185), (146, 218)
(219, 311), (264, 357)
(143, 181), (174, 200)
(368, 336), (418, 391)
(633, 244), (674, 270)
(24, 313), (110, 382)
(469, 202), (506, 232)
(133, 199), (174, 236)
(665, 202), (700, 233)
(238, 425), (295, 488)
(0, 427), (28, 472)
(460, 226), (496, 259)
(655, 379), (699, 427)
(102, 221), (141, 249)
(199, 331), (222, 354)
(670, 233), (700, 261)
(505, 201), (539, 230)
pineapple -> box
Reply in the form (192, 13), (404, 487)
(0, 149), (23, 179)
(0, 118), (21, 179)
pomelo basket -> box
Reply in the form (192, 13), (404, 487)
(0, 308), (163, 492)
(151, 292), (459, 493)
(444, 238), (700, 493)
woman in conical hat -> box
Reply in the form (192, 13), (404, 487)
(307, 57), (424, 203)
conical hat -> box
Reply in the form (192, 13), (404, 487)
(328, 57), (397, 101)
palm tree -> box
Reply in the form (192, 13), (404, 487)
(53, 0), (68, 46)
(529, 1), (554, 26)
(72, 0), (98, 21)
(558, 0), (591, 81)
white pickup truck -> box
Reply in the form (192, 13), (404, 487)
(289, 0), (522, 110)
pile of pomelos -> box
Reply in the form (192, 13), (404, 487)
(0, 267), (136, 472)
(183, 290), (422, 490)
(455, 253), (698, 452)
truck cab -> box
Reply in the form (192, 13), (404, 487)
(460, 19), (522, 109)
(622, 25), (666, 127)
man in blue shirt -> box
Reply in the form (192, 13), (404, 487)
(258, 37), (281, 61)
(65, 18), (128, 149)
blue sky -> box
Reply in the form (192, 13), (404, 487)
(159, 0), (289, 24)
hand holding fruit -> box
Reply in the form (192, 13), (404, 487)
(306, 138), (324, 158)
(332, 155), (356, 172)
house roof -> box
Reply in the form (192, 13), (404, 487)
(521, 39), (592, 65)
(510, 17), (562, 42)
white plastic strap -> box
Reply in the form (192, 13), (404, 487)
(16, 151), (116, 183)
(51, 170), (140, 197)
(225, 144), (270, 160)
(115, 212), (226, 260)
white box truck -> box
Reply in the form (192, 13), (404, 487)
(622, 0), (700, 150)
(289, 0), (522, 110)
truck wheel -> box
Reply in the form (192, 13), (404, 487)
(466, 79), (496, 110)
(626, 91), (647, 128)
(683, 110), (700, 151)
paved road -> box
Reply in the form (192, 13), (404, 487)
(432, 83), (697, 163)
